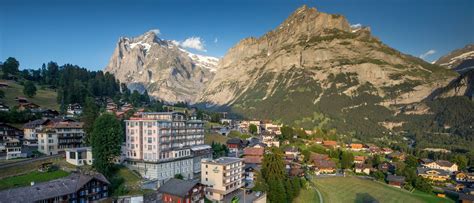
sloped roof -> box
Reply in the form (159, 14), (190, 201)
(23, 119), (49, 128)
(310, 153), (329, 161)
(313, 159), (336, 169)
(323, 140), (337, 146)
(435, 160), (455, 167)
(244, 147), (264, 156)
(387, 175), (405, 183)
(158, 178), (200, 198)
(244, 156), (263, 164)
(0, 173), (109, 202)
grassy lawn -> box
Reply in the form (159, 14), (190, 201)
(110, 166), (153, 196)
(205, 133), (229, 145)
(293, 186), (320, 203)
(313, 176), (453, 203)
(0, 170), (70, 190)
(0, 156), (65, 179)
(0, 79), (59, 110)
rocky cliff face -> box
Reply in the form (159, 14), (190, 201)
(104, 31), (218, 103)
(198, 5), (458, 135)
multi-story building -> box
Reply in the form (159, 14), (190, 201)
(421, 159), (459, 174)
(5, 137), (26, 160)
(0, 123), (23, 151)
(37, 121), (85, 155)
(201, 157), (244, 202)
(124, 112), (210, 185)
(23, 119), (49, 146)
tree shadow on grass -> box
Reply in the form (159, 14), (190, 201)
(355, 193), (379, 203)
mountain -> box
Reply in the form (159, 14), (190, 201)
(104, 31), (218, 103)
(435, 44), (474, 71)
(198, 5), (458, 137)
(428, 44), (474, 100)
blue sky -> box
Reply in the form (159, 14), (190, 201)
(1, 0), (473, 71)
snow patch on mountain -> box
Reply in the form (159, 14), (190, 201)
(180, 48), (219, 72)
(439, 51), (474, 67)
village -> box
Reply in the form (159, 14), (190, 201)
(0, 93), (474, 203)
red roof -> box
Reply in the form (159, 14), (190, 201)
(244, 148), (264, 156)
(313, 159), (336, 169)
(323, 140), (337, 146)
(354, 156), (366, 162)
(310, 153), (329, 161)
(244, 156), (263, 164)
(351, 143), (363, 149)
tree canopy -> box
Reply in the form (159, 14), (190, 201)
(90, 113), (124, 176)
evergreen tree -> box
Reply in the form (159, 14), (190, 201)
(291, 178), (302, 197)
(285, 178), (295, 201)
(253, 170), (269, 192)
(130, 90), (142, 107)
(90, 113), (123, 176)
(23, 81), (37, 98)
(82, 97), (99, 143)
(0, 90), (4, 99)
(267, 178), (287, 203)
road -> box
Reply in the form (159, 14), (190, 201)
(0, 154), (62, 169)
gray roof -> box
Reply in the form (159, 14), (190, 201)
(386, 175), (405, 183)
(459, 193), (474, 201)
(65, 147), (91, 152)
(202, 157), (242, 165)
(0, 173), (109, 202)
(158, 178), (199, 198)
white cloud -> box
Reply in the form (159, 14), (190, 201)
(172, 37), (206, 52)
(350, 23), (362, 29)
(149, 29), (161, 36)
(214, 37), (218, 43)
(419, 49), (436, 59)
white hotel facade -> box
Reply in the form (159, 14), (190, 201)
(124, 112), (211, 185)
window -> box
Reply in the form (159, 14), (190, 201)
(70, 152), (76, 159)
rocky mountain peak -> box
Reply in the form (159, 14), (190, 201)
(104, 31), (218, 103)
(199, 5), (457, 134)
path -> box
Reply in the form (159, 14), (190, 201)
(309, 176), (324, 203)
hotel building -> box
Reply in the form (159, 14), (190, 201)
(201, 157), (244, 202)
(124, 112), (211, 185)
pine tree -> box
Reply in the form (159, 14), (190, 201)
(285, 178), (295, 201)
(291, 178), (302, 197)
(82, 97), (99, 144)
